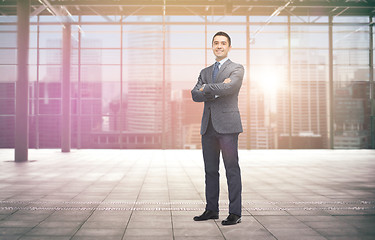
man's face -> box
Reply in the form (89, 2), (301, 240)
(212, 35), (231, 61)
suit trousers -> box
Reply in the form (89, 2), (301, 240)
(201, 115), (242, 216)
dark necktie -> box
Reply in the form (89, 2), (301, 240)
(212, 62), (220, 83)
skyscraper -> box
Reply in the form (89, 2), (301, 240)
(249, 82), (275, 149)
(334, 81), (370, 149)
(124, 17), (172, 148)
(277, 50), (328, 148)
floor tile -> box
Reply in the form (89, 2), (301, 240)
(0, 149), (374, 240)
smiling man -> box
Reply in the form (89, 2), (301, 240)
(191, 31), (244, 225)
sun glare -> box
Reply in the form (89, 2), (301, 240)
(257, 71), (280, 95)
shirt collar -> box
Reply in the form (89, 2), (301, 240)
(216, 57), (229, 69)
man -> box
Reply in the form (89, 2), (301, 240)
(191, 31), (244, 225)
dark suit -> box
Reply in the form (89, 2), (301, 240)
(191, 59), (244, 216)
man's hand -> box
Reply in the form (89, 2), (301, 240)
(199, 84), (206, 91)
(224, 78), (231, 84)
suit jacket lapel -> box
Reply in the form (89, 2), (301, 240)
(209, 64), (214, 83)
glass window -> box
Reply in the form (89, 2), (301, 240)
(0, 82), (15, 98)
(333, 18), (371, 149)
(291, 25), (328, 48)
(207, 25), (246, 48)
(292, 49), (329, 65)
(167, 49), (205, 65)
(167, 25), (205, 48)
(0, 98), (15, 114)
(125, 16), (163, 22)
(29, 49), (37, 64)
(0, 16), (17, 22)
(207, 16), (246, 23)
(291, 16), (328, 23)
(0, 116), (15, 147)
(250, 25), (288, 48)
(333, 25), (369, 49)
(81, 65), (121, 82)
(250, 16), (287, 23)
(39, 65), (61, 83)
(334, 50), (369, 65)
(334, 66), (369, 82)
(29, 65), (38, 82)
(0, 49), (16, 64)
(0, 32), (16, 48)
(38, 82), (61, 98)
(30, 31), (38, 48)
(166, 16), (205, 22)
(251, 49), (288, 65)
(81, 49), (121, 64)
(38, 116), (61, 147)
(39, 49), (62, 64)
(333, 16), (369, 23)
(123, 49), (164, 65)
(81, 15), (121, 22)
(0, 65), (16, 82)
(39, 99), (61, 114)
(0, 14), (372, 149)
(39, 29), (63, 49)
(123, 27), (163, 49)
(167, 65), (203, 83)
(81, 25), (121, 48)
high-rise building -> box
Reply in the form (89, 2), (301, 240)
(124, 17), (172, 148)
(277, 51), (328, 148)
(248, 82), (275, 149)
(171, 89), (202, 149)
(334, 81), (370, 148)
(34, 39), (104, 148)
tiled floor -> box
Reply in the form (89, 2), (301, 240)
(0, 149), (374, 240)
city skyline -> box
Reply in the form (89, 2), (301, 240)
(0, 15), (372, 149)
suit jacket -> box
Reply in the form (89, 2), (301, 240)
(191, 59), (244, 135)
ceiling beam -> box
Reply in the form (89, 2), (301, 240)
(0, 0), (374, 8)
(0, 0), (374, 16)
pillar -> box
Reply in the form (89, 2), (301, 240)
(61, 23), (71, 152)
(15, 0), (30, 162)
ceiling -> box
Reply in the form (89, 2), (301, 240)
(0, 0), (374, 18)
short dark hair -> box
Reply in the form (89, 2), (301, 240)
(212, 31), (231, 46)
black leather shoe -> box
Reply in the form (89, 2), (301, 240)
(193, 210), (219, 221)
(221, 213), (241, 225)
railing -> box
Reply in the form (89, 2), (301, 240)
(82, 132), (163, 149)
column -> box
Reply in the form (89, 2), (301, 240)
(61, 23), (71, 152)
(15, 0), (30, 162)
(369, 17), (374, 149)
(246, 16), (251, 149)
(288, 16), (292, 149)
(329, 16), (334, 149)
